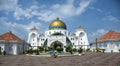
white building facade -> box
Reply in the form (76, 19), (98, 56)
(0, 31), (29, 55)
(28, 18), (89, 50)
(91, 30), (120, 52)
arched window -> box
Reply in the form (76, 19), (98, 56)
(79, 32), (84, 37)
(31, 33), (36, 38)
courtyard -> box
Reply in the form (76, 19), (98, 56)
(0, 52), (120, 66)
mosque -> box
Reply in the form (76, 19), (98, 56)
(28, 18), (89, 51)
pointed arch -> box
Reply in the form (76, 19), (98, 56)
(79, 32), (84, 37)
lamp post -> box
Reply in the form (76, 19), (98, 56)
(95, 38), (98, 52)
(23, 40), (25, 52)
(96, 38), (98, 49)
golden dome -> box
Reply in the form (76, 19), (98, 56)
(49, 18), (67, 30)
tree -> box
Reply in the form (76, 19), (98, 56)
(3, 51), (6, 55)
(44, 47), (49, 52)
(101, 49), (105, 53)
(56, 48), (63, 53)
(66, 46), (71, 52)
(22, 50), (27, 54)
(78, 47), (83, 54)
(38, 46), (44, 53)
(34, 49), (39, 55)
(73, 48), (77, 52)
(48, 46), (53, 51)
(66, 46), (73, 54)
(0, 47), (1, 55)
(86, 48), (90, 52)
(27, 49), (33, 54)
(95, 48), (100, 53)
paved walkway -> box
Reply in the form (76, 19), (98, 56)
(0, 52), (120, 66)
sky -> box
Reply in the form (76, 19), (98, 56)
(0, 0), (120, 42)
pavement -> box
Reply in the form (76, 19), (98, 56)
(0, 52), (120, 66)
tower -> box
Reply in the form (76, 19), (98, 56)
(75, 26), (89, 49)
(28, 26), (38, 49)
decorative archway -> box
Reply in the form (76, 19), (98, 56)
(51, 41), (63, 49)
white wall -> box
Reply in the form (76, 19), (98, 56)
(74, 29), (89, 49)
(91, 41), (120, 52)
(28, 30), (38, 49)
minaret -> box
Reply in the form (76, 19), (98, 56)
(75, 26), (89, 49)
(28, 26), (39, 49)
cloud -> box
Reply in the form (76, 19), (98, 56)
(76, 0), (91, 15)
(14, 7), (31, 20)
(0, 0), (18, 11)
(41, 0), (92, 21)
(107, 15), (120, 22)
(37, 11), (57, 22)
(89, 7), (102, 12)
(0, 17), (41, 40)
(0, 0), (93, 22)
(102, 15), (120, 22)
(0, 0), (38, 20)
(88, 29), (107, 42)
(14, 5), (39, 20)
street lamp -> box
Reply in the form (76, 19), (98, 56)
(23, 40), (25, 52)
(96, 38), (98, 49)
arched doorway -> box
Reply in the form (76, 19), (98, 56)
(51, 41), (63, 49)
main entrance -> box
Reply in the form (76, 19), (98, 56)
(51, 41), (63, 49)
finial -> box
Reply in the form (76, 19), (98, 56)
(9, 30), (12, 33)
(34, 26), (36, 28)
(109, 29), (113, 31)
(30, 26), (38, 30)
(56, 17), (59, 20)
(78, 26), (84, 29)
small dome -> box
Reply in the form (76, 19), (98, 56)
(49, 18), (67, 30)
(77, 26), (84, 30)
(30, 26), (38, 30)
